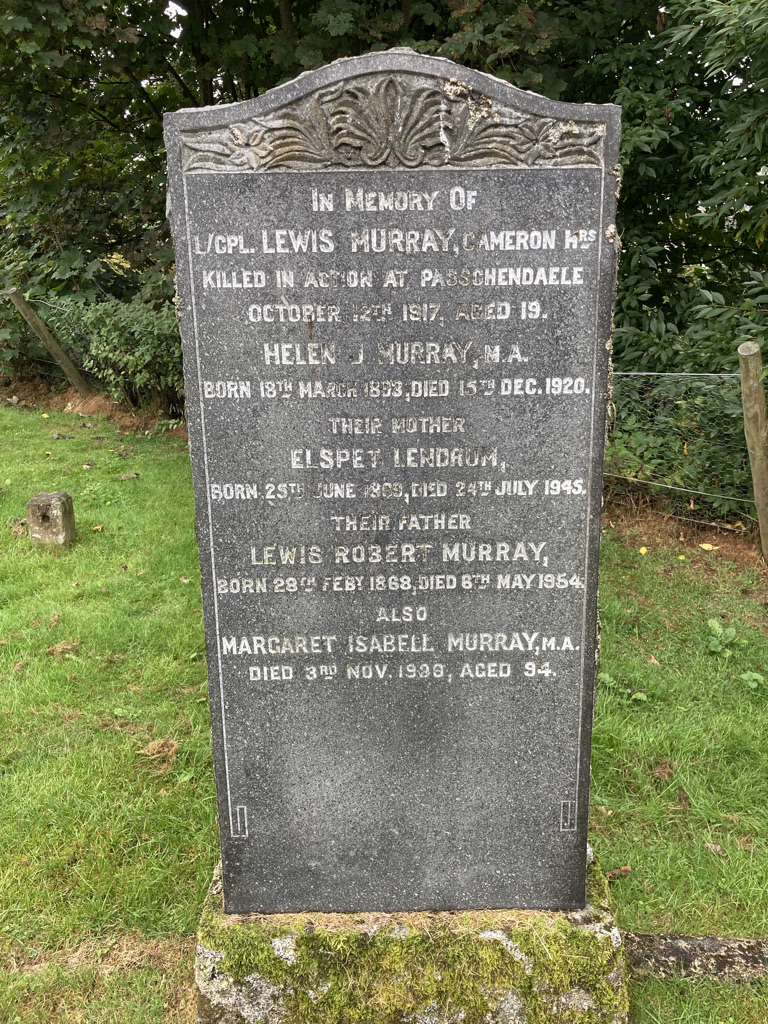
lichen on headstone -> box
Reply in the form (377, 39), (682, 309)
(196, 858), (628, 1024)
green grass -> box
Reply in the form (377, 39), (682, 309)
(592, 522), (768, 938)
(1, 404), (767, 1022)
(0, 407), (216, 965)
(0, 947), (194, 1024)
(630, 978), (768, 1023)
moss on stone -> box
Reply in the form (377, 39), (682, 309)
(198, 860), (628, 1023)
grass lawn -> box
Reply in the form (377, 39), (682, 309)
(1, 403), (767, 1022)
(594, 516), (768, 938)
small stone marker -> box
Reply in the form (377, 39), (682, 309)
(165, 50), (620, 914)
(26, 491), (76, 546)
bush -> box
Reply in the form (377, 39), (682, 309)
(37, 296), (184, 412)
(605, 373), (752, 515)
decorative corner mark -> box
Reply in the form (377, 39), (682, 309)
(233, 805), (249, 838)
(561, 800), (577, 831)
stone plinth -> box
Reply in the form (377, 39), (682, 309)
(26, 491), (76, 546)
(196, 855), (628, 1024)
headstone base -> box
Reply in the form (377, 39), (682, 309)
(195, 854), (628, 1024)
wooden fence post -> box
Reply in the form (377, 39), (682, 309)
(739, 340), (768, 561)
(5, 287), (93, 399)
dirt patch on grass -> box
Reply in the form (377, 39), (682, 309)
(2, 934), (194, 976)
(0, 373), (187, 439)
(651, 758), (676, 781)
(47, 638), (80, 659)
(137, 737), (180, 771)
(2, 936), (197, 1023)
(603, 501), (765, 572)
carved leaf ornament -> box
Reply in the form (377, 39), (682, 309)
(180, 74), (604, 173)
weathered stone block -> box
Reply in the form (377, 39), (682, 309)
(196, 854), (628, 1024)
(26, 491), (76, 547)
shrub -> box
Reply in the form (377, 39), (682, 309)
(39, 296), (184, 412)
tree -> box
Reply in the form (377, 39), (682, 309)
(0, 0), (764, 383)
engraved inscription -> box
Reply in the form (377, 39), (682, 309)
(166, 52), (619, 913)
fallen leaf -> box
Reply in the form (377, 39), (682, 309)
(47, 613), (60, 628)
(120, 473), (139, 480)
(678, 555), (685, 560)
(639, 546), (648, 555)
(736, 834), (754, 850)
(41, 413), (49, 419)
(70, 581), (80, 588)
(120, 564), (128, 571)
(52, 433), (74, 440)
(45, 451), (52, 459)
(136, 570), (144, 576)
(595, 805), (613, 817)
(47, 639), (80, 659)
(13, 660), (24, 671)
(699, 543), (719, 551)
(705, 842), (728, 858)
(606, 866), (631, 881)
(648, 654), (661, 666)
(91, 524), (105, 532)
(100, 587), (108, 593)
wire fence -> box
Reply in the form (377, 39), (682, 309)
(8, 303), (757, 517)
(605, 372), (752, 514)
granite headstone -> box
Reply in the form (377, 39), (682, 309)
(165, 50), (620, 914)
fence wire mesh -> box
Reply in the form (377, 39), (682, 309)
(7, 301), (757, 517)
(605, 372), (753, 513)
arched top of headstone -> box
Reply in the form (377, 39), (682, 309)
(165, 49), (620, 176)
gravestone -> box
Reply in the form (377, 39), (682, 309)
(165, 50), (620, 915)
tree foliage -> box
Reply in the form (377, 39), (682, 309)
(0, 0), (765, 383)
